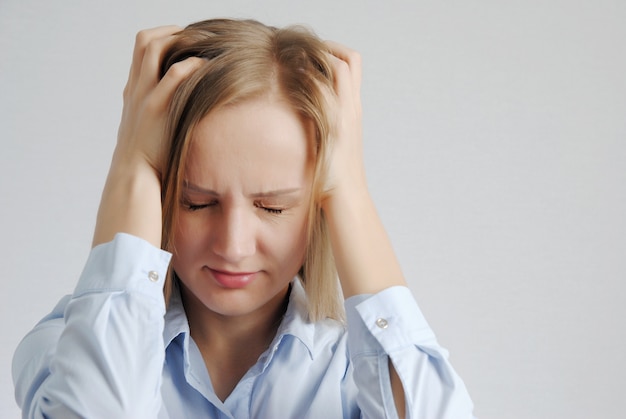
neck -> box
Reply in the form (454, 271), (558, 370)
(179, 282), (291, 401)
(180, 280), (290, 354)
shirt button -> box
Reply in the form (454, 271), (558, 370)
(148, 271), (159, 282)
(376, 318), (389, 329)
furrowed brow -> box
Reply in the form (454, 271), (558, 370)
(249, 188), (302, 198)
(183, 182), (301, 198)
(183, 182), (219, 196)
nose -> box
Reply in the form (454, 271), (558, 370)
(211, 206), (256, 264)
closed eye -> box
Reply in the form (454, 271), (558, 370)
(256, 204), (284, 215)
(182, 199), (217, 211)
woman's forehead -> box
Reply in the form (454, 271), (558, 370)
(184, 96), (314, 192)
(190, 95), (313, 156)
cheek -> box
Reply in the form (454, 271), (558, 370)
(171, 213), (205, 267)
(268, 214), (309, 270)
(173, 214), (191, 251)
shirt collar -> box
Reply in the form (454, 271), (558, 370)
(163, 282), (190, 348)
(162, 278), (317, 359)
(273, 279), (315, 359)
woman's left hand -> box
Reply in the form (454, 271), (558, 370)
(321, 40), (405, 298)
(322, 41), (368, 204)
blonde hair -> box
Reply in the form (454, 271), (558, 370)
(159, 18), (343, 321)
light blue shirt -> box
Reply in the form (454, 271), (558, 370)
(13, 233), (475, 418)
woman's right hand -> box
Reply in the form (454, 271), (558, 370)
(93, 26), (203, 248)
(114, 25), (203, 174)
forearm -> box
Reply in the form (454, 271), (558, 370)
(325, 183), (408, 416)
(324, 183), (406, 299)
(13, 235), (171, 418)
(92, 156), (162, 248)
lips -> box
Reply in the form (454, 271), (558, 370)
(208, 268), (258, 289)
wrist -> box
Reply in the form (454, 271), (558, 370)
(93, 157), (163, 248)
(321, 176), (406, 297)
(110, 145), (160, 178)
(322, 176), (370, 215)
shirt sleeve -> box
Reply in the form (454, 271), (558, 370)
(12, 233), (172, 419)
(345, 286), (476, 419)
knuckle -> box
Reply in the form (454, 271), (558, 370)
(134, 29), (151, 48)
(334, 59), (351, 75)
(144, 38), (162, 56)
(166, 61), (187, 78)
(166, 58), (201, 79)
(348, 51), (362, 66)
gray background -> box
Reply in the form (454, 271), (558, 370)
(1, 0), (624, 418)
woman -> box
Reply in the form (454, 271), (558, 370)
(13, 18), (475, 418)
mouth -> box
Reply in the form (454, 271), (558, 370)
(207, 267), (258, 289)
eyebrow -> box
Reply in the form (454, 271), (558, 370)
(183, 182), (302, 198)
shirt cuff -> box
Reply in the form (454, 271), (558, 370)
(345, 286), (440, 358)
(73, 232), (172, 302)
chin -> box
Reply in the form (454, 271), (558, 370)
(177, 268), (293, 318)
(189, 285), (281, 317)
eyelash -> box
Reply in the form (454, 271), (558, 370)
(186, 203), (211, 211)
(261, 206), (284, 215)
(182, 200), (284, 215)
(182, 199), (216, 212)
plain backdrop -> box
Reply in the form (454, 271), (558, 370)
(1, 1), (624, 418)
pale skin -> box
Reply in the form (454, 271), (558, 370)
(93, 26), (407, 417)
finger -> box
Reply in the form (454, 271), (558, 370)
(148, 56), (206, 113)
(133, 33), (181, 101)
(327, 54), (355, 107)
(324, 40), (362, 96)
(326, 54), (362, 119)
(127, 25), (182, 92)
